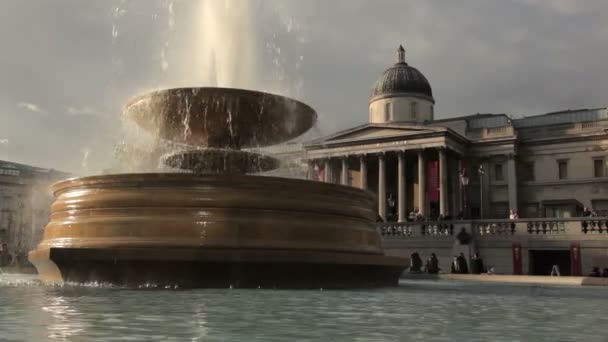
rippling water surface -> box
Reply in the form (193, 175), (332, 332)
(1, 274), (607, 341)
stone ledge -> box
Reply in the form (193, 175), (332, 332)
(401, 273), (608, 287)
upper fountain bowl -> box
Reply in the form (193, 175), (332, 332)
(124, 87), (317, 149)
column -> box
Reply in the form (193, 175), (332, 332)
(307, 161), (315, 181)
(507, 154), (518, 213)
(457, 159), (464, 215)
(360, 156), (368, 190)
(340, 157), (348, 185)
(323, 159), (331, 183)
(480, 160), (490, 219)
(378, 153), (387, 220)
(398, 151), (406, 222)
(439, 148), (448, 216)
(417, 150), (426, 216)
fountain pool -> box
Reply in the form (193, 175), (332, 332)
(1, 275), (606, 341)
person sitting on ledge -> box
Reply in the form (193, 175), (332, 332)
(589, 267), (601, 277)
(458, 253), (469, 274)
(470, 253), (484, 275)
(409, 252), (423, 273)
(426, 253), (439, 274)
(602, 268), (608, 277)
(451, 256), (460, 274)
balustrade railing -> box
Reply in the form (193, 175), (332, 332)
(473, 218), (608, 236)
(581, 219), (608, 234)
(377, 217), (608, 239)
(376, 221), (457, 237)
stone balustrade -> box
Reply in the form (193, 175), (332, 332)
(377, 221), (458, 238)
(377, 217), (608, 239)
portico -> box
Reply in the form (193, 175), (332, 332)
(304, 124), (467, 221)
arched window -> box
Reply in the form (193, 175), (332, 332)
(411, 102), (418, 120)
(384, 102), (391, 122)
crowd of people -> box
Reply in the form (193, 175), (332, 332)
(409, 252), (487, 275)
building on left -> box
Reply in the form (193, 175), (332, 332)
(0, 160), (69, 268)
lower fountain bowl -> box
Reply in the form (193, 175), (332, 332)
(29, 173), (407, 288)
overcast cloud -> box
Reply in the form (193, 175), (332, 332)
(1, 0), (607, 174)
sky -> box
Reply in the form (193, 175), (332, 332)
(1, 0), (607, 175)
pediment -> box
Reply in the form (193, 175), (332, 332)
(319, 124), (443, 144)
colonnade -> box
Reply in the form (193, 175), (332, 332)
(308, 148), (457, 222)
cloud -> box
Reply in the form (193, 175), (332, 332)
(1, 1), (608, 174)
(17, 101), (45, 114)
(0, 138), (8, 145)
(67, 106), (97, 116)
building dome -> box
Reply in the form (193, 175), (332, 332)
(368, 45), (435, 124)
(371, 45), (434, 102)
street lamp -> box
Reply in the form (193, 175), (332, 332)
(478, 164), (485, 219)
(460, 168), (469, 218)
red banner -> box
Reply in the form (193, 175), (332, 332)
(570, 242), (582, 276)
(512, 243), (523, 275)
(427, 160), (439, 202)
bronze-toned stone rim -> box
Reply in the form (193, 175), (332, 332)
(51, 173), (375, 200)
(123, 87), (317, 148)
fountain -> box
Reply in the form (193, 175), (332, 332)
(28, 86), (407, 288)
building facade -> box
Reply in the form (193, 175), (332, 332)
(303, 45), (608, 221)
(0, 160), (69, 268)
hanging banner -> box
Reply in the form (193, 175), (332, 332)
(512, 242), (523, 275)
(570, 242), (582, 276)
(427, 160), (439, 202)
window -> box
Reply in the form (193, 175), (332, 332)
(519, 162), (535, 181)
(592, 200), (608, 217)
(369, 107), (373, 121)
(411, 102), (418, 120)
(594, 158), (605, 178)
(558, 160), (568, 180)
(0, 168), (19, 176)
(521, 203), (539, 218)
(384, 102), (391, 122)
(494, 164), (504, 181)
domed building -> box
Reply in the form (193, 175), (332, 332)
(299, 44), (608, 277)
(369, 45), (435, 124)
(304, 44), (608, 222)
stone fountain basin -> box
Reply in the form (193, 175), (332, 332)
(28, 173), (409, 287)
(124, 87), (317, 148)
